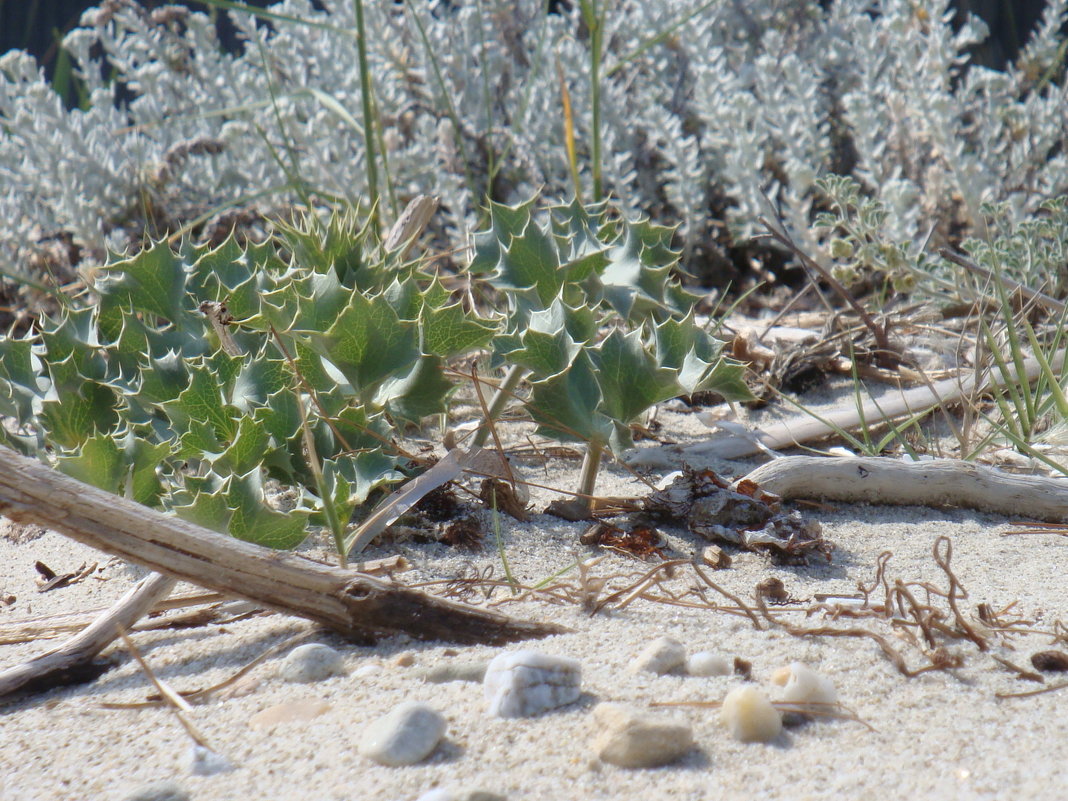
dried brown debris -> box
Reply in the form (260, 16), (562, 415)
(643, 466), (831, 563)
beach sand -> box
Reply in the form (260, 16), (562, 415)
(2, 400), (1067, 801)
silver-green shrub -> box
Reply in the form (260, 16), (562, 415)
(1, 0), (1066, 279)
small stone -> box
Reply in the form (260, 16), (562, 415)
(353, 663), (382, 678)
(483, 650), (581, 718)
(189, 745), (235, 776)
(719, 685), (782, 743)
(1031, 650), (1068, 672)
(121, 781), (189, 801)
(686, 651), (731, 677)
(700, 545), (732, 569)
(770, 662), (837, 705)
(591, 703), (693, 768)
(359, 701), (446, 766)
(278, 643), (345, 683)
(395, 652), (416, 667)
(416, 660), (489, 684)
(629, 636), (687, 675)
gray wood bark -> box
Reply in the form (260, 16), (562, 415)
(0, 446), (565, 646)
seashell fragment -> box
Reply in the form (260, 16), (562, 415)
(1031, 650), (1068, 672)
(771, 662), (837, 706)
(719, 685), (782, 743)
(249, 699), (332, 730)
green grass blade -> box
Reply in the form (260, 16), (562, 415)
(978, 314), (1029, 439)
(352, 0), (380, 234)
(403, 0), (480, 206)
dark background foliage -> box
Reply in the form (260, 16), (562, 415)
(0, 1), (1055, 78)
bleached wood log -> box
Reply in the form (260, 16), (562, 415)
(685, 354), (1049, 461)
(743, 455), (1068, 522)
(0, 573), (176, 696)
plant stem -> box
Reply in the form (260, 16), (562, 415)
(298, 398), (347, 569)
(489, 486), (519, 595)
(353, 0), (380, 234)
(576, 442), (603, 516)
(472, 363), (527, 448)
(758, 214), (899, 368)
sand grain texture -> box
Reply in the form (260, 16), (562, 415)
(2, 404), (1066, 800)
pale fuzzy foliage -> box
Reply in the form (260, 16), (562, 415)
(1, 0), (1067, 276)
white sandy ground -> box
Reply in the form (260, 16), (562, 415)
(2, 395), (1068, 801)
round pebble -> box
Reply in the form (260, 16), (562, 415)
(686, 651), (731, 677)
(629, 636), (687, 675)
(353, 663), (382, 678)
(719, 685), (782, 743)
(279, 643), (346, 683)
(359, 701), (446, 766)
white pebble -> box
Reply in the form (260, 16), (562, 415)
(353, 663), (382, 678)
(279, 643), (345, 683)
(771, 662), (837, 706)
(188, 745), (234, 776)
(590, 703), (693, 768)
(483, 650), (581, 718)
(359, 701), (446, 766)
(686, 651), (731, 677)
(629, 637), (687, 676)
(719, 685), (782, 743)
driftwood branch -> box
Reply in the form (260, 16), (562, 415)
(743, 456), (1068, 522)
(0, 573), (176, 696)
(0, 446), (565, 646)
(0, 556), (408, 646)
(685, 352), (1052, 460)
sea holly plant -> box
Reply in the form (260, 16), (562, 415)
(471, 198), (752, 517)
(0, 208), (495, 562)
(0, 196), (749, 553)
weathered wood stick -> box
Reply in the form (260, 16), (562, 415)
(744, 455), (1068, 522)
(686, 353), (1049, 460)
(0, 446), (565, 645)
(0, 556), (409, 646)
(0, 572), (176, 696)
